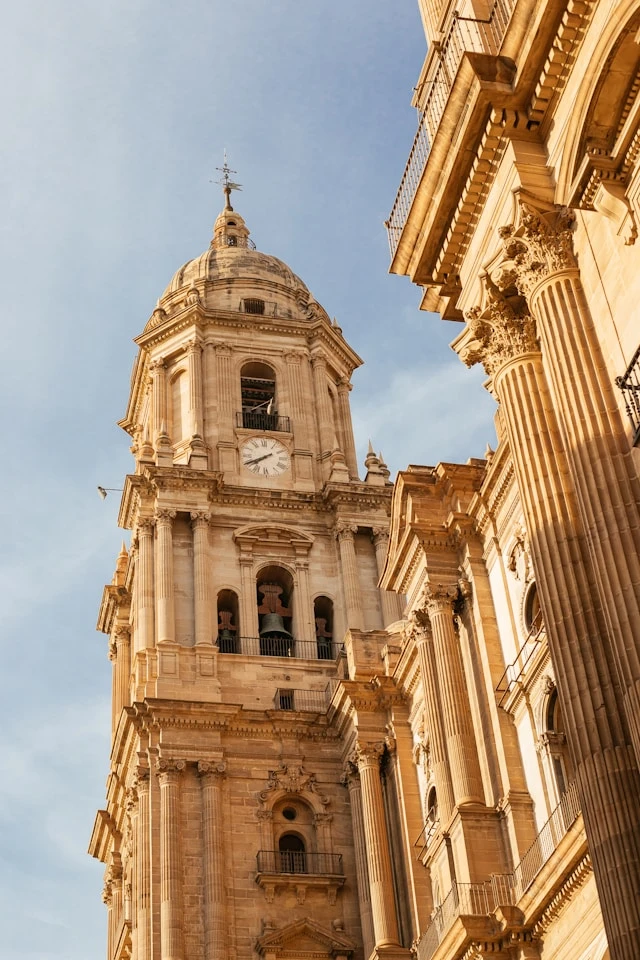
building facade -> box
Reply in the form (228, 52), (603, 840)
(385, 0), (640, 959)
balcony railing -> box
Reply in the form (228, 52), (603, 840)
(495, 609), (545, 708)
(415, 785), (580, 960)
(217, 635), (344, 661)
(237, 410), (291, 432)
(414, 806), (440, 859)
(257, 850), (343, 876)
(615, 344), (640, 445)
(273, 687), (335, 712)
(386, 0), (515, 259)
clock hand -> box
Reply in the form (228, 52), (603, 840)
(244, 452), (274, 466)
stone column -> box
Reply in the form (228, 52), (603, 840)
(354, 741), (401, 949)
(157, 759), (185, 960)
(203, 342), (219, 468)
(137, 519), (155, 653)
(102, 880), (114, 960)
(136, 769), (151, 960)
(336, 377), (359, 479)
(239, 553), (259, 645)
(502, 203), (640, 761)
(155, 510), (176, 644)
(186, 339), (204, 438)
(409, 613), (455, 823)
(150, 359), (168, 442)
(198, 761), (227, 960)
(191, 512), (212, 646)
(284, 350), (309, 447)
(423, 584), (484, 806)
(335, 522), (364, 630)
(293, 555), (315, 647)
(311, 353), (335, 460)
(112, 626), (131, 727)
(372, 529), (402, 626)
(456, 276), (640, 960)
(214, 342), (234, 443)
(342, 761), (375, 958)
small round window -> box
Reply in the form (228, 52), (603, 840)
(282, 806), (297, 821)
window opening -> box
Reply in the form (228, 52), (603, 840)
(257, 567), (294, 656)
(243, 298), (265, 315)
(240, 361), (279, 431)
(278, 690), (294, 710)
(278, 834), (306, 873)
(314, 596), (334, 659)
(217, 590), (239, 652)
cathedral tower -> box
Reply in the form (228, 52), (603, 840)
(90, 177), (404, 960)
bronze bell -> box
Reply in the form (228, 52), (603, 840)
(259, 613), (293, 638)
(219, 628), (234, 642)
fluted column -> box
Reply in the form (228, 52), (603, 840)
(137, 520), (155, 653)
(191, 512), (212, 646)
(214, 342), (234, 442)
(311, 353), (335, 460)
(294, 554), (315, 644)
(284, 350), (309, 447)
(354, 741), (400, 948)
(409, 613), (455, 822)
(198, 761), (227, 960)
(423, 584), (484, 806)
(239, 554), (259, 644)
(136, 769), (151, 960)
(187, 339), (204, 438)
(203, 342), (219, 468)
(150, 359), (168, 442)
(335, 522), (364, 630)
(102, 880), (114, 960)
(372, 528), (402, 626)
(155, 510), (176, 644)
(157, 759), (185, 960)
(456, 275), (640, 960)
(336, 377), (359, 479)
(111, 626), (131, 727)
(342, 761), (375, 958)
(504, 206), (640, 759)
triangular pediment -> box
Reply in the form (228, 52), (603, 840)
(256, 918), (356, 956)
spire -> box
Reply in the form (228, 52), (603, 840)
(210, 153), (253, 251)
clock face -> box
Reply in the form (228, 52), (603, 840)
(241, 436), (291, 478)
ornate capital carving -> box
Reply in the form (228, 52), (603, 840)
(190, 510), (211, 527)
(460, 273), (539, 377)
(422, 582), (458, 615)
(155, 758), (186, 782)
(149, 358), (166, 373)
(498, 201), (578, 297)
(354, 740), (386, 768)
(114, 625), (131, 645)
(336, 376), (352, 394)
(197, 760), (226, 779)
(213, 341), (232, 356)
(341, 759), (360, 787)
(284, 350), (305, 364)
(155, 508), (176, 525)
(138, 517), (155, 537)
(335, 521), (358, 542)
(310, 353), (327, 369)
(371, 527), (389, 547)
(186, 338), (202, 356)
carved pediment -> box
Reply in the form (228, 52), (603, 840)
(233, 523), (314, 557)
(256, 918), (356, 957)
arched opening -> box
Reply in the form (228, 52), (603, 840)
(523, 582), (543, 636)
(257, 565), (294, 656)
(217, 589), (239, 652)
(426, 785), (438, 824)
(278, 833), (307, 874)
(314, 596), (334, 659)
(240, 361), (278, 431)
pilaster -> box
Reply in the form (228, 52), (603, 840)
(336, 522), (364, 630)
(191, 512), (212, 646)
(157, 759), (186, 960)
(155, 510), (176, 645)
(198, 760), (227, 960)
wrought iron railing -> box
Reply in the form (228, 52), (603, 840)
(513, 781), (580, 896)
(237, 410), (291, 432)
(415, 785), (580, 960)
(495, 609), (545, 707)
(217, 636), (344, 661)
(414, 806), (440, 859)
(273, 687), (334, 712)
(256, 850), (343, 876)
(386, 0), (515, 259)
(615, 344), (640, 445)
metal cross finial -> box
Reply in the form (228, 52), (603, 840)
(214, 150), (243, 210)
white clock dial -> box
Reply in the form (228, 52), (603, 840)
(241, 436), (291, 477)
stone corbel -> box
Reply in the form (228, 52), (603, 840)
(591, 178), (637, 244)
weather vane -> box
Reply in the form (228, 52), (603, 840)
(214, 150), (243, 210)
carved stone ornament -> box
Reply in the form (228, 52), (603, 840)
(334, 520), (358, 541)
(155, 758), (186, 778)
(460, 273), (539, 377)
(185, 284), (201, 306)
(258, 764), (329, 806)
(155, 508), (177, 524)
(197, 760), (226, 778)
(507, 524), (532, 583)
(498, 200), (578, 298)
(353, 740), (386, 767)
(421, 582), (459, 615)
(146, 306), (168, 331)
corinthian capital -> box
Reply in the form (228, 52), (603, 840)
(353, 740), (386, 768)
(458, 273), (539, 377)
(190, 510), (211, 527)
(335, 521), (358, 541)
(498, 200), (577, 297)
(422, 582), (458, 615)
(155, 508), (176, 525)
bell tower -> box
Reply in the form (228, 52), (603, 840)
(90, 172), (405, 960)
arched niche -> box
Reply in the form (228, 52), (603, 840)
(313, 595), (335, 659)
(240, 359), (279, 431)
(256, 563), (295, 656)
(217, 589), (239, 652)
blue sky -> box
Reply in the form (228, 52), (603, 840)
(0, 3), (496, 957)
